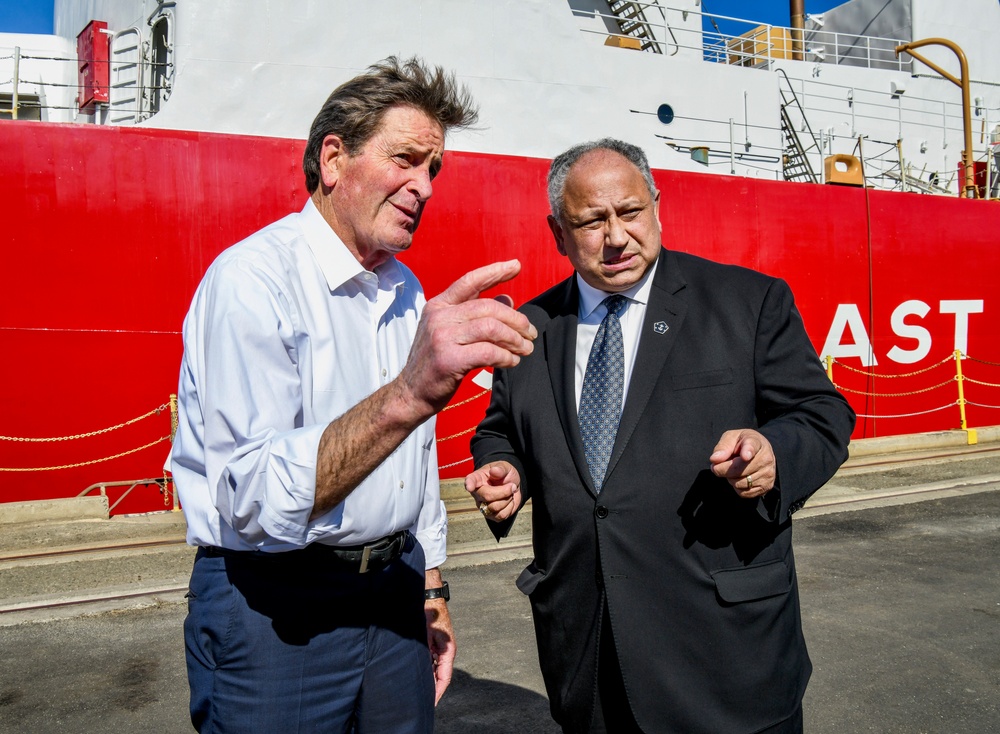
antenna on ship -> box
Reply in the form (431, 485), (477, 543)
(698, 1), (724, 37)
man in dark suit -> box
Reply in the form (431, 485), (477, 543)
(465, 138), (855, 733)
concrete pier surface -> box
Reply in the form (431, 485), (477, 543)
(0, 428), (998, 732)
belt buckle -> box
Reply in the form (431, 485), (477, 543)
(358, 545), (373, 574)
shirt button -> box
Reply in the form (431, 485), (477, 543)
(595, 506), (609, 519)
(382, 369), (387, 377)
(399, 481), (404, 489)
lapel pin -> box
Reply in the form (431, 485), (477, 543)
(653, 321), (669, 334)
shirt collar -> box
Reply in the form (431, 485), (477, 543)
(299, 198), (405, 293)
(576, 256), (659, 320)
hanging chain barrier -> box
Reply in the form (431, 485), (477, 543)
(0, 388), (495, 477)
(825, 351), (1000, 439)
(439, 389), (489, 412)
(0, 436), (172, 473)
(0, 397), (178, 474)
(0, 402), (171, 443)
(436, 390), (491, 469)
(829, 354), (953, 378)
(2, 350), (995, 478)
(965, 355), (1000, 368)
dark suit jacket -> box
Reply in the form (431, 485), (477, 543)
(471, 248), (855, 733)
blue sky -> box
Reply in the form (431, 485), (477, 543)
(703, 1), (845, 34)
(0, 1), (53, 34)
(0, 1), (846, 35)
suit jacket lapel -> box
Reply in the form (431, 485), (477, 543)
(606, 249), (688, 480)
(543, 278), (600, 495)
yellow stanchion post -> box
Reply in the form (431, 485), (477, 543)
(169, 394), (180, 511)
(169, 475), (180, 512)
(825, 355), (834, 382)
(954, 350), (978, 445)
(169, 394), (178, 441)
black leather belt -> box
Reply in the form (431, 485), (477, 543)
(203, 530), (410, 574)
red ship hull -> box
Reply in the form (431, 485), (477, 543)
(2, 122), (997, 513)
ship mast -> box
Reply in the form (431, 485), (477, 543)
(790, 0), (805, 61)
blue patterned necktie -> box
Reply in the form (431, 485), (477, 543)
(579, 295), (627, 492)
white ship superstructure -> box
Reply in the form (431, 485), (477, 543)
(2, 0), (999, 196)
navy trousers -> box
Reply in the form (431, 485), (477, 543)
(184, 538), (433, 733)
(582, 603), (804, 734)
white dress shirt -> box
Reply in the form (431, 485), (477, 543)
(574, 258), (659, 410)
(169, 199), (447, 567)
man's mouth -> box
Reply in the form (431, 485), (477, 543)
(392, 202), (419, 229)
(603, 252), (635, 270)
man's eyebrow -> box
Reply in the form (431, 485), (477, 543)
(567, 206), (606, 220)
(401, 143), (443, 163)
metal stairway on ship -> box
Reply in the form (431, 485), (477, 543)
(776, 68), (820, 183)
(607, 1), (663, 53)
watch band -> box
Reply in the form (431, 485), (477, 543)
(424, 581), (450, 601)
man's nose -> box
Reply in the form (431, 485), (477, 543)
(606, 216), (629, 247)
(409, 167), (434, 201)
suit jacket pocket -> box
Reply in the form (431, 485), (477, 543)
(711, 559), (790, 603)
(671, 367), (734, 391)
(516, 562), (546, 596)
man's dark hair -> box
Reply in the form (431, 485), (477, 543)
(302, 56), (479, 193)
(547, 138), (658, 222)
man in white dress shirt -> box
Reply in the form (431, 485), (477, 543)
(170, 57), (536, 733)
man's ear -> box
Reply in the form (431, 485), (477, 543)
(653, 190), (662, 233)
(319, 134), (346, 189)
(547, 214), (567, 257)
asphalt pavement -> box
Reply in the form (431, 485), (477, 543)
(0, 439), (998, 733)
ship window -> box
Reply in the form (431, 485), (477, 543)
(0, 94), (42, 121)
(149, 17), (170, 115)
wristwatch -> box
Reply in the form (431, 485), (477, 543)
(424, 581), (450, 602)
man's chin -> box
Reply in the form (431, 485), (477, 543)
(380, 234), (415, 257)
(393, 236), (414, 253)
(597, 267), (644, 291)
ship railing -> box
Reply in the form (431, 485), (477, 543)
(78, 478), (177, 515)
(0, 45), (172, 124)
(825, 351), (1000, 443)
(578, 3), (909, 73)
(719, 25), (907, 71)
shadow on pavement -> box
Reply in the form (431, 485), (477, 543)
(436, 669), (561, 733)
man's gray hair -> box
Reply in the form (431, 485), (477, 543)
(302, 56), (479, 193)
(547, 138), (657, 221)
